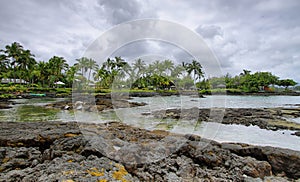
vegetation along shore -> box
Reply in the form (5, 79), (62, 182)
(0, 42), (299, 99)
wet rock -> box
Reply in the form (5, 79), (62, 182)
(0, 121), (299, 181)
(0, 101), (12, 109)
(291, 131), (300, 137)
(222, 143), (300, 179)
(45, 95), (146, 112)
(151, 107), (300, 131)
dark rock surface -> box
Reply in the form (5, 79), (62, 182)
(151, 107), (300, 131)
(0, 100), (13, 109)
(45, 94), (146, 112)
(0, 121), (299, 181)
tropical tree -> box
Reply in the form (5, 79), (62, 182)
(75, 57), (89, 76)
(4, 42), (24, 82)
(185, 60), (204, 84)
(3, 42), (36, 83)
(48, 56), (69, 85)
(36, 61), (50, 86)
(163, 59), (174, 76)
(152, 60), (164, 75)
(171, 65), (185, 79)
(278, 79), (297, 90)
(94, 57), (128, 88)
(65, 65), (79, 87)
(0, 51), (8, 79)
(85, 58), (99, 82)
(133, 58), (146, 77)
(94, 65), (110, 88)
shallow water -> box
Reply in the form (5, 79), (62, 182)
(0, 95), (300, 151)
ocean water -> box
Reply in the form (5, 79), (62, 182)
(1, 95), (300, 151)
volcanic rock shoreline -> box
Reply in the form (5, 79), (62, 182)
(0, 121), (299, 181)
(150, 107), (300, 134)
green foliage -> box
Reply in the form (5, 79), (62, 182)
(0, 93), (15, 99)
(0, 41), (298, 95)
(278, 79), (297, 90)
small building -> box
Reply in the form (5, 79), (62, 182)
(1, 78), (28, 84)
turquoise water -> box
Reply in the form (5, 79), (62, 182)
(0, 95), (300, 151)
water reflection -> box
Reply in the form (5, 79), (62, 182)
(0, 96), (299, 151)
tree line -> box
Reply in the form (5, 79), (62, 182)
(0, 42), (204, 90)
(201, 70), (297, 92)
(0, 42), (297, 92)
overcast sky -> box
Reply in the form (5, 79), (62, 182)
(0, 0), (299, 82)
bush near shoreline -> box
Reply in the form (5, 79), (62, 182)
(1, 86), (300, 99)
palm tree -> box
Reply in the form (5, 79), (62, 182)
(171, 65), (185, 78)
(65, 65), (79, 87)
(0, 51), (8, 79)
(240, 69), (251, 76)
(152, 60), (165, 75)
(48, 56), (69, 85)
(4, 42), (25, 83)
(86, 58), (99, 82)
(75, 57), (89, 76)
(145, 64), (155, 77)
(163, 59), (174, 76)
(18, 49), (36, 84)
(94, 65), (110, 88)
(36, 61), (50, 86)
(185, 60), (204, 84)
(133, 58), (146, 77)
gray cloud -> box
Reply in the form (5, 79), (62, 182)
(0, 0), (299, 82)
(195, 25), (223, 39)
(97, 0), (141, 24)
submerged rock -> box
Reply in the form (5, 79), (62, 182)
(0, 121), (299, 181)
(45, 94), (146, 112)
(151, 107), (300, 132)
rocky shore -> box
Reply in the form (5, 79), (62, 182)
(150, 107), (300, 134)
(45, 94), (146, 112)
(0, 121), (299, 181)
(0, 99), (14, 109)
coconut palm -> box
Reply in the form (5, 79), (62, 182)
(65, 65), (79, 87)
(4, 42), (26, 83)
(75, 57), (89, 76)
(185, 60), (204, 84)
(152, 60), (165, 75)
(133, 58), (146, 77)
(163, 59), (174, 76)
(36, 61), (51, 86)
(85, 58), (99, 82)
(171, 65), (185, 79)
(48, 56), (69, 85)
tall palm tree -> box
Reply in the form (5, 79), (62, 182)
(145, 64), (154, 77)
(152, 60), (165, 75)
(18, 49), (36, 84)
(94, 65), (110, 88)
(4, 42), (25, 83)
(171, 65), (185, 78)
(48, 56), (69, 85)
(65, 65), (79, 87)
(114, 57), (129, 80)
(163, 59), (174, 76)
(75, 57), (89, 76)
(133, 58), (146, 77)
(86, 58), (99, 82)
(185, 60), (204, 84)
(36, 61), (50, 87)
(0, 51), (8, 79)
